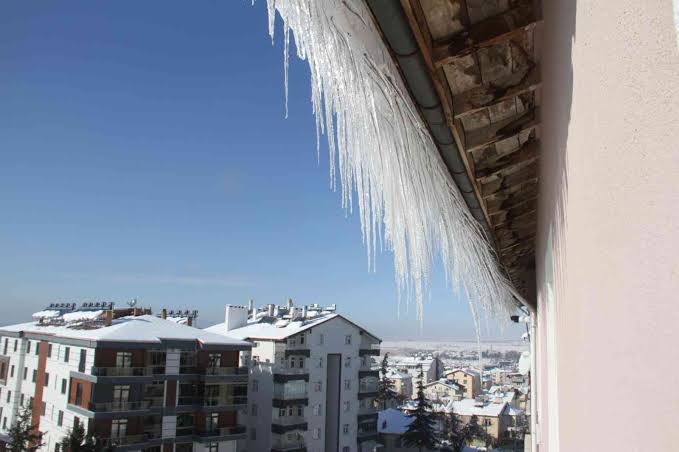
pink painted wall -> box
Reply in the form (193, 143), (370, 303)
(536, 0), (679, 451)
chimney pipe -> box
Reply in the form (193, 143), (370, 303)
(161, 308), (167, 319)
(302, 305), (308, 319)
(267, 304), (274, 317)
(104, 310), (113, 327)
(248, 299), (254, 314)
(287, 298), (293, 309)
(187, 316), (193, 327)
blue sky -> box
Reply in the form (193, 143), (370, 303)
(0, 1), (523, 340)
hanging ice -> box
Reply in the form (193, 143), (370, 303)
(260, 0), (516, 326)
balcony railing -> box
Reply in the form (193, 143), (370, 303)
(101, 431), (160, 447)
(179, 366), (249, 376)
(274, 367), (309, 376)
(196, 425), (247, 438)
(358, 403), (378, 416)
(90, 366), (165, 377)
(358, 381), (379, 393)
(176, 395), (248, 407)
(88, 400), (152, 412)
(272, 437), (306, 451)
(272, 415), (306, 426)
(273, 387), (308, 400)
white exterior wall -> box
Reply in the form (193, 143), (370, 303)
(240, 316), (378, 452)
(536, 0), (679, 451)
(0, 335), (96, 452)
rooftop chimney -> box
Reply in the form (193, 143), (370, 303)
(161, 308), (167, 320)
(267, 304), (275, 317)
(287, 298), (293, 309)
(248, 299), (255, 314)
(302, 305), (308, 318)
(290, 306), (297, 319)
(225, 305), (248, 332)
(104, 310), (113, 327)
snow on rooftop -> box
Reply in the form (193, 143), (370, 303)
(61, 310), (104, 323)
(0, 315), (250, 347)
(448, 398), (508, 417)
(205, 313), (339, 341)
(31, 310), (61, 320)
(378, 409), (414, 435)
(385, 368), (411, 380)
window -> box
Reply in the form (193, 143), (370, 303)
(47, 344), (52, 358)
(345, 357), (351, 368)
(26, 341), (31, 354)
(32, 369), (37, 383)
(64, 347), (70, 363)
(317, 358), (323, 368)
(344, 379), (351, 390)
(207, 443), (218, 452)
(208, 353), (221, 368)
(314, 381), (322, 392)
(23, 367), (27, 380)
(6, 390), (11, 403)
(313, 404), (321, 416)
(13, 340), (18, 352)
(10, 365), (14, 378)
(343, 401), (351, 412)
(206, 413), (219, 431)
(299, 334), (305, 345)
(345, 335), (352, 345)
(251, 404), (258, 416)
(343, 448), (351, 452)
(61, 378), (67, 394)
(73, 417), (79, 428)
(35, 343), (39, 356)
(312, 428), (320, 439)
(250, 428), (256, 440)
(318, 333), (324, 345)
(44, 373), (50, 387)
(20, 394), (24, 406)
(57, 410), (63, 427)
(343, 424), (349, 434)
(2, 417), (6, 429)
(77, 349), (87, 373)
(40, 401), (46, 416)
(75, 383), (83, 405)
(111, 419), (127, 438)
(297, 405), (303, 416)
(116, 352), (132, 368)
(251, 379), (258, 392)
(2, 338), (7, 355)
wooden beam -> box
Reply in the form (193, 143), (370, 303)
(464, 108), (539, 152)
(432, 4), (538, 67)
(475, 139), (540, 180)
(453, 66), (541, 118)
(480, 161), (538, 197)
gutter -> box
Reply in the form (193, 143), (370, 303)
(365, 0), (493, 241)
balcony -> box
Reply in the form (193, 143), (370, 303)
(358, 343), (380, 356)
(176, 395), (248, 408)
(90, 366), (165, 377)
(359, 379), (379, 394)
(272, 384), (308, 408)
(357, 422), (379, 443)
(101, 431), (161, 447)
(195, 425), (247, 440)
(88, 400), (153, 412)
(271, 436), (306, 452)
(273, 366), (309, 383)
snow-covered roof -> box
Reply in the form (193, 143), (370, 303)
(378, 409), (413, 435)
(0, 315), (250, 348)
(31, 310), (61, 320)
(446, 368), (480, 377)
(385, 368), (411, 380)
(425, 378), (462, 391)
(447, 398), (508, 417)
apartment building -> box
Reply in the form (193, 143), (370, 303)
(383, 369), (412, 400)
(444, 369), (481, 399)
(422, 378), (463, 402)
(0, 303), (251, 452)
(388, 356), (443, 388)
(205, 301), (381, 452)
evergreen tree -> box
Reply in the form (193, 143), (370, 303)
(6, 404), (43, 452)
(402, 364), (438, 451)
(376, 352), (398, 409)
(59, 420), (106, 452)
(463, 415), (491, 448)
(439, 412), (467, 452)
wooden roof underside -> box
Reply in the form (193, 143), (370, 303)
(400, 0), (542, 299)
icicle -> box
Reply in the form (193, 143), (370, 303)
(258, 0), (516, 329)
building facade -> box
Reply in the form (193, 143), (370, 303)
(444, 369), (481, 399)
(0, 304), (251, 452)
(205, 302), (381, 452)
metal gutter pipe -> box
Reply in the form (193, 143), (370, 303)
(365, 0), (493, 240)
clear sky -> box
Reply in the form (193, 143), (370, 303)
(0, 1), (523, 341)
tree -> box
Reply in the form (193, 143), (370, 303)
(463, 415), (490, 447)
(376, 353), (398, 409)
(440, 413), (490, 452)
(6, 404), (43, 452)
(402, 364), (438, 451)
(59, 420), (106, 452)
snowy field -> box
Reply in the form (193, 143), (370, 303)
(381, 340), (527, 353)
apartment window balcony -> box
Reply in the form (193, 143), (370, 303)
(358, 343), (380, 356)
(272, 414), (307, 427)
(88, 400), (153, 412)
(101, 430), (161, 447)
(90, 366), (165, 377)
(179, 366), (249, 377)
(357, 421), (379, 443)
(195, 425), (247, 439)
(176, 395), (248, 407)
(273, 384), (308, 400)
(271, 433), (306, 452)
(358, 379), (379, 394)
(358, 403), (378, 416)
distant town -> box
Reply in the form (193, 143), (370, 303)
(0, 300), (530, 452)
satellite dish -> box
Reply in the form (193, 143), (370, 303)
(128, 299), (138, 308)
